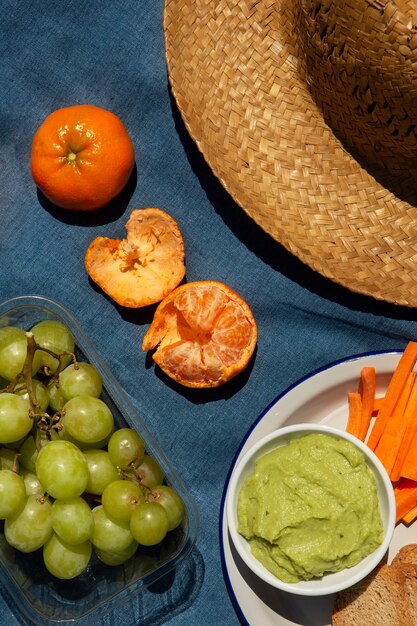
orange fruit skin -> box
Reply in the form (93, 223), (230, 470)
(142, 281), (257, 388)
(84, 208), (186, 308)
(30, 104), (135, 211)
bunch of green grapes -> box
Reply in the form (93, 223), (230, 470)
(0, 320), (185, 580)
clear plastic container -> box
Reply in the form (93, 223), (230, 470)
(0, 295), (199, 624)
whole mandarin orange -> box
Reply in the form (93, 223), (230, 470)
(30, 104), (135, 211)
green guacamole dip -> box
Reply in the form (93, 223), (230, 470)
(237, 433), (384, 583)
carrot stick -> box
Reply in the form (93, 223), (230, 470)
(394, 478), (417, 522)
(367, 341), (417, 451)
(402, 503), (417, 525)
(358, 366), (376, 441)
(391, 375), (417, 482)
(346, 392), (362, 439)
(374, 371), (415, 475)
(373, 397), (383, 412)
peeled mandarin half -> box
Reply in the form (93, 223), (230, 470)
(142, 281), (257, 388)
(85, 208), (185, 308)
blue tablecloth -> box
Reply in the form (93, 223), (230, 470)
(1, 1), (417, 624)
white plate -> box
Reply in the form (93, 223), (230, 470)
(220, 350), (413, 626)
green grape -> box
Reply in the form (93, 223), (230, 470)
(5, 494), (52, 552)
(0, 470), (26, 519)
(47, 379), (67, 412)
(95, 540), (138, 566)
(15, 378), (49, 412)
(0, 393), (32, 444)
(59, 363), (102, 400)
(31, 320), (74, 375)
(108, 428), (145, 469)
(20, 468), (44, 496)
(0, 327), (40, 381)
(19, 431), (59, 472)
(19, 436), (38, 472)
(35, 440), (89, 499)
(91, 505), (135, 553)
(51, 497), (94, 545)
(61, 396), (114, 445)
(83, 449), (119, 495)
(136, 454), (164, 487)
(59, 428), (111, 451)
(0, 447), (18, 471)
(130, 502), (169, 546)
(101, 479), (144, 523)
(43, 533), (92, 580)
(148, 485), (185, 531)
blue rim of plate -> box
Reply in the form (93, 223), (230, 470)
(219, 348), (402, 626)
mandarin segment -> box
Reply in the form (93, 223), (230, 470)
(85, 208), (185, 308)
(142, 281), (257, 388)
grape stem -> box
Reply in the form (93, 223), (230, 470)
(21, 333), (38, 408)
(0, 332), (75, 410)
(0, 332), (76, 451)
(117, 466), (152, 496)
(36, 411), (62, 432)
(24, 331), (77, 382)
(11, 451), (19, 474)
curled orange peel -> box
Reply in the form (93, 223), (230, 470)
(85, 208), (186, 308)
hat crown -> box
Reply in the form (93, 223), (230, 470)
(299, 0), (417, 175)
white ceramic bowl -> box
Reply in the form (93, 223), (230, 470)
(226, 423), (396, 596)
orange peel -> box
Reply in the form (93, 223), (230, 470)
(142, 280), (257, 388)
(85, 208), (185, 308)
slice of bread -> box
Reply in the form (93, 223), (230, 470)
(392, 544), (417, 568)
(332, 564), (413, 626)
(397, 564), (417, 625)
(391, 546), (417, 625)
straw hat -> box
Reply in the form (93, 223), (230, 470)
(164, 0), (417, 307)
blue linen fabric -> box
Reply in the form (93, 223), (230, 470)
(1, 0), (417, 625)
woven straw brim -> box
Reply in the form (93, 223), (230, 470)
(164, 0), (417, 307)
